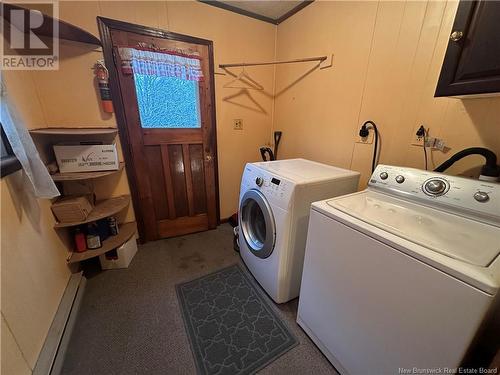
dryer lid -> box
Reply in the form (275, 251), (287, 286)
(326, 191), (500, 267)
(255, 159), (359, 183)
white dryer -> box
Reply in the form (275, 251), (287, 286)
(298, 165), (500, 374)
(238, 158), (360, 303)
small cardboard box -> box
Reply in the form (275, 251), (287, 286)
(99, 235), (138, 270)
(53, 144), (119, 173)
(51, 196), (94, 223)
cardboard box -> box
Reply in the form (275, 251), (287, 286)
(54, 144), (119, 173)
(99, 235), (138, 269)
(51, 195), (94, 223)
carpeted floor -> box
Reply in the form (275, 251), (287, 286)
(61, 224), (338, 375)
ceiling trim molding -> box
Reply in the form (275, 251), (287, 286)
(199, 1), (277, 25)
(199, 1), (314, 25)
(276, 1), (314, 24)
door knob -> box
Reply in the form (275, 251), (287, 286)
(205, 155), (213, 162)
(450, 31), (464, 42)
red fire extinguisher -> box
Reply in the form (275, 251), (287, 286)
(94, 61), (113, 113)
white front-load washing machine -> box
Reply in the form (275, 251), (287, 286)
(238, 158), (360, 303)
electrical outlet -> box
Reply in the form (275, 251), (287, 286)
(412, 136), (435, 147)
(411, 137), (424, 146)
(411, 126), (428, 146)
(356, 131), (374, 144)
(233, 119), (243, 130)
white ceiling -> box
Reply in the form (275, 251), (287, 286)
(217, 1), (306, 22)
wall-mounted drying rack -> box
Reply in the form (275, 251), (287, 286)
(216, 54), (333, 75)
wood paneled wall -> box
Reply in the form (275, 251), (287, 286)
(274, 0), (500, 187)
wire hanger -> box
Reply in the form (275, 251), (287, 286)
(223, 66), (264, 90)
(222, 89), (267, 114)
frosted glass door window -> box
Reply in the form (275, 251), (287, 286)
(133, 74), (201, 128)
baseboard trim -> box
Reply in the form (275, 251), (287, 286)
(33, 272), (86, 375)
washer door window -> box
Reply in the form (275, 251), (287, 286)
(240, 189), (276, 259)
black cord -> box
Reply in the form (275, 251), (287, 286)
(260, 147), (274, 161)
(360, 121), (379, 172)
(273, 131), (282, 160)
(423, 134), (428, 170)
(372, 124), (379, 173)
(416, 126), (427, 170)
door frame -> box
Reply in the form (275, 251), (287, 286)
(97, 17), (220, 241)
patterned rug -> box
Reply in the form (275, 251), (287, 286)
(176, 264), (298, 375)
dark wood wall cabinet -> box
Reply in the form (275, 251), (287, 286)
(435, 0), (500, 97)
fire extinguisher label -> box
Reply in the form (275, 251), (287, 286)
(99, 82), (111, 100)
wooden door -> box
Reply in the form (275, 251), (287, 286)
(98, 18), (218, 242)
(435, 0), (500, 97)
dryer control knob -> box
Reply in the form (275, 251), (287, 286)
(395, 175), (405, 184)
(380, 172), (388, 180)
(255, 177), (264, 187)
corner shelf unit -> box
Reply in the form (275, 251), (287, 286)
(28, 126), (138, 265)
(67, 222), (136, 263)
(54, 195), (131, 228)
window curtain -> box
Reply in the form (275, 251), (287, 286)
(118, 47), (204, 82)
(0, 77), (60, 198)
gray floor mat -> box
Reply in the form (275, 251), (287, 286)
(176, 264), (298, 375)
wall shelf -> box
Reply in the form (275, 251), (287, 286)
(29, 127), (119, 166)
(54, 195), (130, 228)
(67, 222), (136, 263)
(51, 162), (125, 181)
(30, 127), (118, 136)
(3, 3), (102, 46)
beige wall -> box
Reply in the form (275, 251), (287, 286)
(1, 315), (31, 375)
(274, 0), (500, 187)
(1, 173), (71, 371)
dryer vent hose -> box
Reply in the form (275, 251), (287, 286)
(433, 147), (500, 178)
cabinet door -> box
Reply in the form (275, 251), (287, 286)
(435, 0), (500, 97)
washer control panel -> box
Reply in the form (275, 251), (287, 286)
(369, 164), (500, 224)
(240, 164), (295, 210)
